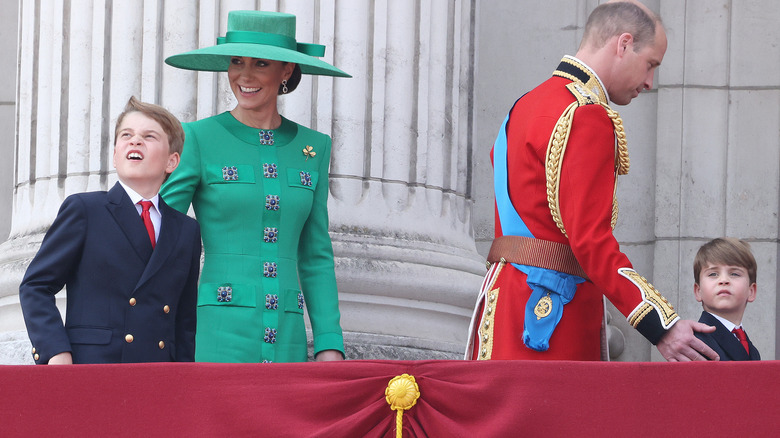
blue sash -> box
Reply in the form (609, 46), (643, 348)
(493, 108), (585, 351)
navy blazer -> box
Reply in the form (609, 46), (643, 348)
(20, 182), (201, 364)
(695, 311), (760, 361)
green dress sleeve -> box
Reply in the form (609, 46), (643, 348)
(160, 123), (201, 214)
(296, 134), (345, 356)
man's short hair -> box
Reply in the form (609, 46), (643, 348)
(693, 237), (758, 285)
(114, 96), (185, 156)
(581, 1), (660, 52)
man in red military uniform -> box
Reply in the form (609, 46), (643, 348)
(467, 0), (720, 361)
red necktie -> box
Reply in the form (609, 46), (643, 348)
(732, 327), (750, 355)
(139, 201), (155, 249)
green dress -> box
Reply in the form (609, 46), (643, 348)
(161, 112), (344, 363)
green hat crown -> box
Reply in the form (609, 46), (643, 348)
(165, 10), (350, 78)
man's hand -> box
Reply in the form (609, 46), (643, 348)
(47, 352), (73, 365)
(656, 319), (719, 361)
(314, 350), (344, 362)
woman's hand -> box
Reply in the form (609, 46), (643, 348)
(314, 350), (344, 361)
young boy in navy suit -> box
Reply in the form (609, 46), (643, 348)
(693, 237), (760, 361)
(20, 97), (201, 364)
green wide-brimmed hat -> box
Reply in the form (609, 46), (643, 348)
(165, 10), (350, 78)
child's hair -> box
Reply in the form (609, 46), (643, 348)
(114, 96), (185, 155)
(693, 237), (757, 284)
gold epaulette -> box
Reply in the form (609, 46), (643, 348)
(544, 82), (630, 238)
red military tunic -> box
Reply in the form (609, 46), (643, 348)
(468, 57), (678, 360)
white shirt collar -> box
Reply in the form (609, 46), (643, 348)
(707, 312), (740, 333)
(118, 179), (160, 212)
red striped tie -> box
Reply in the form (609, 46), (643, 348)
(139, 201), (155, 249)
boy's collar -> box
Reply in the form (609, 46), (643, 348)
(117, 179), (160, 211)
(706, 311), (741, 332)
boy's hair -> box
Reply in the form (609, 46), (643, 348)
(114, 96), (185, 156)
(693, 237), (757, 284)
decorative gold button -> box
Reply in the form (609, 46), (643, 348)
(34, 353), (40, 361)
(163, 305), (170, 314)
(158, 341), (165, 349)
(129, 297), (137, 306)
(32, 347), (36, 354)
(125, 334), (134, 343)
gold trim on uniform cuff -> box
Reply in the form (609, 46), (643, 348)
(619, 268), (679, 329)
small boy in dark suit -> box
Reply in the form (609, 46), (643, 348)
(693, 237), (760, 361)
(20, 97), (201, 364)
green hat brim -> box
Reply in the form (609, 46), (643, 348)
(165, 43), (351, 78)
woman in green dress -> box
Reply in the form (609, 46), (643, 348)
(162, 10), (350, 363)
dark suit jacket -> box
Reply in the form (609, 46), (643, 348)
(20, 182), (201, 364)
(695, 311), (760, 361)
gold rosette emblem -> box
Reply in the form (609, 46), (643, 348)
(386, 374), (420, 438)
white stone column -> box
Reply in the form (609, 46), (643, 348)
(0, 0), (483, 363)
(322, 0), (484, 358)
(0, 0), (20, 364)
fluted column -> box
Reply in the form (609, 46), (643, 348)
(0, 0), (482, 362)
(324, 0), (483, 357)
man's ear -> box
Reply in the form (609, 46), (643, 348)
(617, 32), (634, 55)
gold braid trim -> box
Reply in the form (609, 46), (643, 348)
(599, 103), (629, 229)
(600, 102), (630, 176)
(545, 102), (578, 238)
(545, 83), (630, 236)
(619, 268), (679, 329)
(477, 261), (504, 360)
(557, 57), (608, 103)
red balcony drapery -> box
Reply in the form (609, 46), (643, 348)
(2, 359), (778, 437)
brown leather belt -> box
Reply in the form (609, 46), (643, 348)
(487, 235), (588, 279)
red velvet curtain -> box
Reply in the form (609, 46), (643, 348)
(2, 360), (778, 437)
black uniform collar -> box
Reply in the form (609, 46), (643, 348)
(553, 56), (608, 104)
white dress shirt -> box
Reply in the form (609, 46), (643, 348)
(118, 180), (161, 243)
